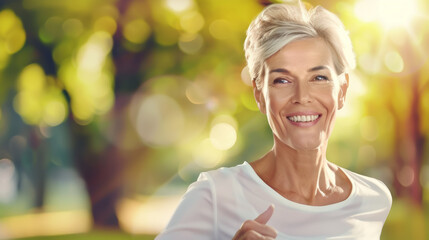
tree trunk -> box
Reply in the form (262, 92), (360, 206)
(393, 73), (424, 205)
(72, 123), (123, 228)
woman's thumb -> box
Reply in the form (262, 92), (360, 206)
(254, 204), (274, 224)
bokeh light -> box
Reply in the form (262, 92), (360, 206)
(193, 139), (225, 168)
(123, 19), (151, 44)
(360, 116), (379, 141)
(0, 9), (26, 69)
(165, 0), (194, 13)
(398, 166), (415, 187)
(185, 82), (209, 104)
(77, 32), (113, 76)
(358, 53), (381, 74)
(357, 144), (377, 166)
(59, 31), (114, 124)
(178, 33), (204, 54)
(209, 19), (232, 40)
(0, 10), (26, 54)
(210, 123), (237, 150)
(94, 16), (117, 36)
(62, 18), (84, 37)
(180, 11), (205, 33)
(14, 64), (68, 126)
(384, 51), (404, 73)
(0, 158), (16, 203)
(39, 16), (62, 44)
(240, 66), (252, 86)
(136, 94), (185, 147)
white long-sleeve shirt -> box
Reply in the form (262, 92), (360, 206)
(156, 162), (392, 239)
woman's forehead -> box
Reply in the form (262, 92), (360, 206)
(265, 38), (335, 72)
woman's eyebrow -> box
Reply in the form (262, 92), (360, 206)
(269, 65), (331, 74)
(269, 68), (290, 74)
(308, 65), (330, 72)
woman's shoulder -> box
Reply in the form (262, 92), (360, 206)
(196, 162), (256, 202)
(342, 167), (390, 190)
(341, 167), (393, 206)
(200, 161), (251, 182)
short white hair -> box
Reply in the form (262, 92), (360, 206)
(244, 2), (356, 89)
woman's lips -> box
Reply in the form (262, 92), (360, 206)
(287, 114), (319, 122)
(286, 113), (321, 126)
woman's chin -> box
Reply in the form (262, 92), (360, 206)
(292, 142), (322, 151)
(273, 132), (328, 151)
(280, 138), (325, 152)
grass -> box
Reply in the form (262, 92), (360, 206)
(14, 230), (156, 240)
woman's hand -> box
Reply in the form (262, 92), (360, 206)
(232, 205), (277, 240)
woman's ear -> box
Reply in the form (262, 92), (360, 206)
(253, 80), (266, 114)
(338, 73), (349, 110)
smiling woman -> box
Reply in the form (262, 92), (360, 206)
(156, 1), (392, 239)
(257, 38), (348, 152)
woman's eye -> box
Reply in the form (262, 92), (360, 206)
(273, 78), (290, 84)
(314, 75), (329, 81)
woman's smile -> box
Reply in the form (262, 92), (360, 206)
(286, 112), (321, 126)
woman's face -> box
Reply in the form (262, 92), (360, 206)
(254, 37), (348, 151)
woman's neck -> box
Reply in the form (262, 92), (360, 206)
(251, 142), (345, 205)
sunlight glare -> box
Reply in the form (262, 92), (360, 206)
(0, 210), (91, 239)
(165, 0), (193, 13)
(354, 0), (419, 30)
(117, 196), (182, 234)
(380, 0), (418, 29)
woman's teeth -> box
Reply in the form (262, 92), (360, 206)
(287, 115), (319, 122)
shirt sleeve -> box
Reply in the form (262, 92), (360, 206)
(155, 172), (217, 240)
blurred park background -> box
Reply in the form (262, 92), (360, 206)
(0, 0), (428, 239)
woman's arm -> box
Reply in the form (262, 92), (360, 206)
(156, 173), (217, 239)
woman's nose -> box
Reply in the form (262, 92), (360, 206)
(291, 83), (312, 104)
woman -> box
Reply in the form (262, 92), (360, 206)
(156, 2), (392, 239)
